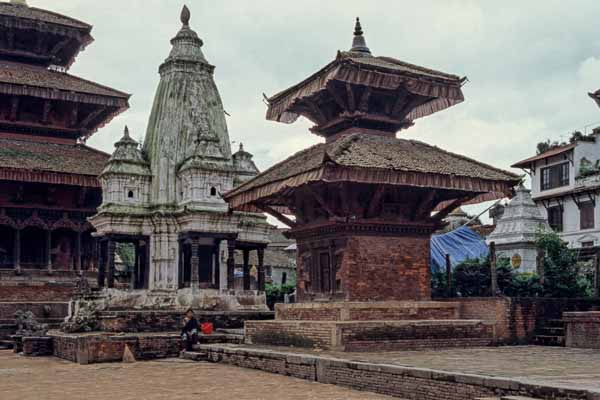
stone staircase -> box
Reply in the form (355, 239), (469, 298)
(181, 329), (244, 361)
(533, 319), (565, 347)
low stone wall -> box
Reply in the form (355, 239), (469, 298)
(275, 301), (460, 322)
(200, 345), (598, 400)
(246, 320), (494, 351)
(22, 337), (53, 356)
(98, 310), (274, 333)
(49, 331), (181, 364)
(564, 311), (600, 349)
(448, 297), (600, 344)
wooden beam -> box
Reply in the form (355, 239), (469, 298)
(345, 84), (356, 112)
(391, 88), (410, 115)
(413, 190), (437, 220)
(255, 203), (297, 228)
(49, 38), (71, 57)
(306, 185), (340, 218)
(304, 99), (327, 125)
(358, 87), (372, 112)
(42, 100), (51, 125)
(9, 97), (19, 121)
(79, 107), (106, 129)
(327, 84), (347, 110)
(366, 185), (386, 218)
(70, 104), (79, 127)
(432, 198), (468, 222)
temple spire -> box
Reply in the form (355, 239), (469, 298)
(350, 17), (371, 55)
(181, 5), (190, 26)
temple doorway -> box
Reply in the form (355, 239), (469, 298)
(20, 227), (46, 268)
(0, 226), (14, 269)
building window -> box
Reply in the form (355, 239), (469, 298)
(580, 201), (595, 230)
(281, 272), (288, 285)
(210, 187), (217, 197)
(127, 190), (134, 199)
(541, 163), (569, 191)
(548, 206), (563, 232)
(582, 241), (595, 248)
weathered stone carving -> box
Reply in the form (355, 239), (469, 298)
(14, 311), (48, 337)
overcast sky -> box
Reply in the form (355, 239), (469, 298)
(30, 0), (600, 220)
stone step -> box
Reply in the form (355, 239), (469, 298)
(216, 328), (244, 335)
(197, 333), (244, 345)
(501, 396), (545, 400)
(533, 334), (565, 347)
(180, 350), (208, 362)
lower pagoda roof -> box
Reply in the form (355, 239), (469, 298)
(0, 136), (109, 187)
(225, 133), (521, 212)
(0, 61), (130, 106)
(590, 90), (600, 108)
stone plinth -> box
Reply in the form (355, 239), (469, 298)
(49, 331), (182, 364)
(564, 311), (600, 349)
(246, 301), (495, 352)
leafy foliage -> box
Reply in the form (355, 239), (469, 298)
(265, 282), (296, 310)
(536, 231), (591, 298)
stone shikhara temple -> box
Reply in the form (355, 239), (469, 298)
(87, 6), (272, 311)
(0, 1), (129, 286)
(225, 19), (521, 350)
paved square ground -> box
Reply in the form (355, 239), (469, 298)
(0, 351), (394, 400)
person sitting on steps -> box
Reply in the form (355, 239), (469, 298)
(181, 308), (199, 351)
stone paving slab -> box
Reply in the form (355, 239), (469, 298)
(0, 350), (395, 400)
(246, 345), (600, 392)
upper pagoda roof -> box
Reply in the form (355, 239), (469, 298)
(0, 1), (93, 68)
(0, 135), (109, 187)
(224, 133), (520, 212)
(266, 19), (465, 129)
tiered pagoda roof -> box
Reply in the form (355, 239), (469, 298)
(226, 133), (519, 212)
(0, 0), (129, 188)
(225, 19), (519, 214)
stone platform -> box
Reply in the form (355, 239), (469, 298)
(186, 344), (600, 400)
(245, 301), (496, 351)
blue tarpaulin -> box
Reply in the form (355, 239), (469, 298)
(430, 226), (489, 273)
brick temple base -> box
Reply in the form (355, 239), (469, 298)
(245, 301), (495, 352)
(564, 311), (600, 349)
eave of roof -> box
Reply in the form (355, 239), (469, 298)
(0, 3), (91, 30)
(511, 143), (576, 169)
(225, 133), (520, 211)
(590, 90), (600, 108)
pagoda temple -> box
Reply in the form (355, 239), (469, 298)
(0, 1), (129, 287)
(225, 19), (521, 351)
(226, 18), (520, 303)
(87, 6), (272, 311)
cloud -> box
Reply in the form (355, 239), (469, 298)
(28, 0), (600, 179)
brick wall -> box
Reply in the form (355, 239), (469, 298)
(50, 332), (181, 364)
(0, 284), (76, 302)
(22, 337), (53, 356)
(202, 345), (595, 400)
(564, 312), (600, 349)
(98, 310), (274, 333)
(275, 302), (459, 322)
(246, 321), (335, 348)
(341, 235), (431, 302)
(0, 302), (69, 320)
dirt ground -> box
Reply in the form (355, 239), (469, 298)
(0, 351), (395, 400)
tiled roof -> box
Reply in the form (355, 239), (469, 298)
(511, 143), (576, 169)
(0, 3), (90, 30)
(0, 61), (129, 100)
(0, 137), (109, 177)
(225, 133), (520, 210)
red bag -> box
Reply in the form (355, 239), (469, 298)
(201, 322), (214, 335)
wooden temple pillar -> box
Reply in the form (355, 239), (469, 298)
(227, 239), (236, 290)
(46, 229), (52, 273)
(190, 238), (200, 289)
(13, 228), (21, 274)
(257, 247), (265, 292)
(75, 231), (82, 272)
(242, 249), (250, 291)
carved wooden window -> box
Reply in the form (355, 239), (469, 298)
(548, 206), (563, 232)
(541, 163), (569, 191)
(580, 201), (595, 230)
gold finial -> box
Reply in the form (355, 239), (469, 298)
(181, 5), (191, 26)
